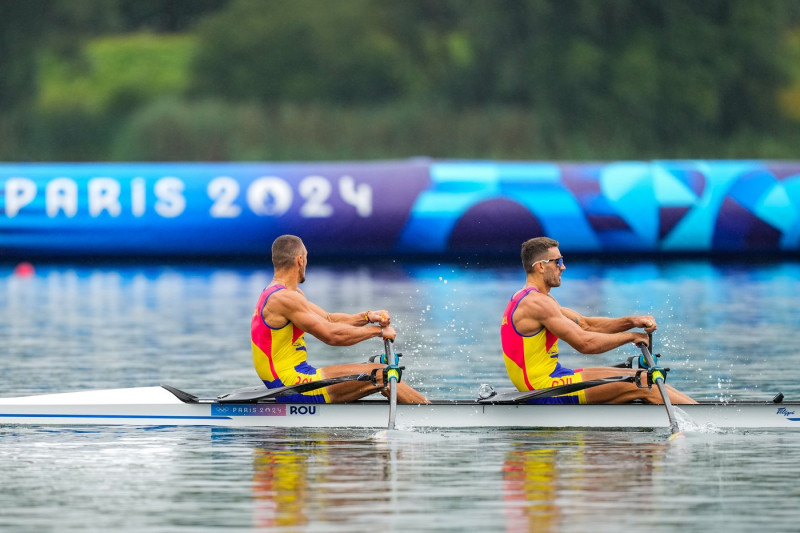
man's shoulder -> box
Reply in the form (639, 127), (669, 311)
(518, 289), (559, 314)
(266, 286), (306, 307)
(517, 287), (552, 303)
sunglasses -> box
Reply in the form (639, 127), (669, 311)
(532, 256), (564, 268)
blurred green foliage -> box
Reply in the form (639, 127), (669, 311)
(3, 0), (800, 161)
(39, 34), (196, 115)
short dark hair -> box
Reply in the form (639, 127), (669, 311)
(521, 237), (559, 273)
(271, 235), (304, 270)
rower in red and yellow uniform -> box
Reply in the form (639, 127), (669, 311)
(500, 237), (696, 405)
(501, 286), (588, 404)
(252, 283), (324, 402)
(251, 234), (428, 404)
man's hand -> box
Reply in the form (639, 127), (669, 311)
(636, 315), (657, 333)
(381, 326), (396, 341)
(368, 309), (391, 327)
(633, 331), (650, 347)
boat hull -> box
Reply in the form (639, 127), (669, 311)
(0, 386), (798, 429)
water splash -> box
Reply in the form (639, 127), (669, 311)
(675, 406), (724, 434)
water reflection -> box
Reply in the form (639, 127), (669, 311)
(501, 432), (678, 533)
(239, 428), (688, 533)
(502, 447), (560, 532)
(252, 448), (310, 529)
(249, 432), (397, 530)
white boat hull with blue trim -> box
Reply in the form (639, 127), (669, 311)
(0, 385), (798, 430)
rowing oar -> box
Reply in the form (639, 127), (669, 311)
(477, 375), (637, 404)
(638, 333), (683, 439)
(214, 373), (370, 403)
(384, 338), (400, 430)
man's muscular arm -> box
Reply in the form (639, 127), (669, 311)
(301, 292), (391, 327)
(517, 296), (648, 354)
(268, 290), (392, 345)
(561, 306), (657, 334)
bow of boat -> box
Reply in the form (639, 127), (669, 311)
(0, 386), (185, 406)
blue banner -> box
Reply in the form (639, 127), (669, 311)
(1, 160), (799, 259)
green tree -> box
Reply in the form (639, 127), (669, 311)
(191, 0), (414, 104)
(507, 0), (795, 145)
(0, 1), (52, 112)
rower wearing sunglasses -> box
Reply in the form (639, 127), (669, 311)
(500, 236), (696, 405)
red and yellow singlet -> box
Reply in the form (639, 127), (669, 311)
(500, 287), (587, 404)
(251, 284), (329, 403)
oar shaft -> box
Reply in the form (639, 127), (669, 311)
(639, 343), (680, 435)
(388, 381), (398, 429)
(654, 380), (679, 432)
(480, 375), (636, 404)
(384, 338), (398, 430)
(216, 373), (369, 403)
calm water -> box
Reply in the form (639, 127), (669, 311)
(1, 259), (800, 532)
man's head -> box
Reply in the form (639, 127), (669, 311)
(521, 236), (564, 287)
(271, 235), (307, 282)
(521, 237), (559, 273)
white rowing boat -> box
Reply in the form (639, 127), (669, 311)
(0, 384), (796, 430)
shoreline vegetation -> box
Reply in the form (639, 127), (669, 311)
(3, 1), (800, 162)
(4, 100), (800, 162)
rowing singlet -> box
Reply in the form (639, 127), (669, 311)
(500, 287), (586, 404)
(251, 284), (328, 403)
